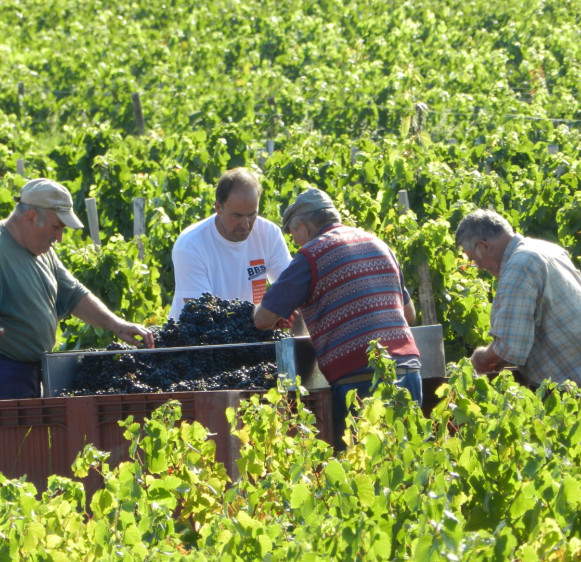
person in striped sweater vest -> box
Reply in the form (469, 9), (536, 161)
(254, 187), (422, 449)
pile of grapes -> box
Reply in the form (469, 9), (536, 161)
(62, 294), (290, 396)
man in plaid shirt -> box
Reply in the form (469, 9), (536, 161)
(455, 209), (581, 388)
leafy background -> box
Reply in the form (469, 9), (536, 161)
(0, 0), (580, 359)
(2, 2), (581, 558)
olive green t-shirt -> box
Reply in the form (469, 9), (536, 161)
(0, 222), (89, 362)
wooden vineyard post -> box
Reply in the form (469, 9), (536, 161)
(16, 159), (25, 177)
(84, 197), (101, 248)
(397, 189), (410, 215)
(17, 81), (25, 121)
(133, 197), (146, 259)
(132, 92), (146, 135)
(417, 262), (438, 325)
(258, 140), (274, 170)
(398, 190), (438, 325)
(351, 147), (359, 164)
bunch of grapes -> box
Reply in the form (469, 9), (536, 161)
(63, 294), (289, 396)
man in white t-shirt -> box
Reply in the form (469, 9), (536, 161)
(169, 167), (292, 321)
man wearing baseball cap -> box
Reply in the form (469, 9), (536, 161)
(254, 187), (421, 449)
(0, 178), (154, 399)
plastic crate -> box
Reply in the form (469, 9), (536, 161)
(0, 388), (333, 493)
(0, 397), (70, 489)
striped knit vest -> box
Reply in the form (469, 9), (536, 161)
(299, 225), (419, 384)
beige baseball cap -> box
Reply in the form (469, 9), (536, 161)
(16, 178), (84, 229)
(282, 187), (335, 233)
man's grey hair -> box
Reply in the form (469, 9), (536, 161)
(289, 207), (341, 232)
(455, 209), (515, 250)
(14, 202), (49, 226)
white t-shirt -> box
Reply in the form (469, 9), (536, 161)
(169, 215), (292, 320)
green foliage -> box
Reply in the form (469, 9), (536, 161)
(55, 235), (166, 349)
(3, 352), (581, 558)
(2, 0), (581, 557)
(1, 0), (581, 353)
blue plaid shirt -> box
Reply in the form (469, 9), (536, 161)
(490, 234), (581, 386)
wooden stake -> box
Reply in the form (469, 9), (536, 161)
(133, 197), (146, 259)
(397, 189), (438, 325)
(397, 190), (410, 214)
(84, 198), (101, 247)
(417, 262), (438, 325)
(17, 82), (25, 121)
(133, 197), (146, 237)
(131, 92), (145, 135)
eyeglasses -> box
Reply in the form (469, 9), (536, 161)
(459, 262), (478, 271)
(459, 240), (481, 271)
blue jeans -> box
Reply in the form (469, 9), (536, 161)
(332, 370), (422, 450)
(0, 355), (42, 399)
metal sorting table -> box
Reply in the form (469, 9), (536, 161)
(41, 325), (445, 397)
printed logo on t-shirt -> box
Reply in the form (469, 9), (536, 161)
(249, 259), (267, 304)
(247, 259), (267, 280)
(252, 279), (267, 303)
